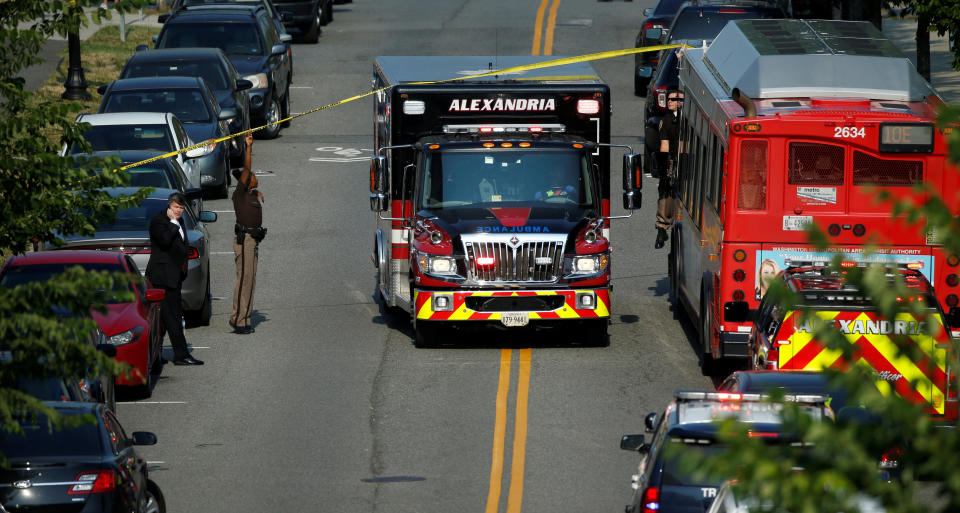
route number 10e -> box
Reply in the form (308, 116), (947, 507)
(833, 126), (866, 138)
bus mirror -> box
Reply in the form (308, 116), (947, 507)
(369, 193), (389, 212)
(623, 153), (642, 190)
(622, 189), (641, 210)
(370, 156), (388, 193)
(723, 301), (752, 323)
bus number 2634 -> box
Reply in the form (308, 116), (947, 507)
(834, 126), (866, 138)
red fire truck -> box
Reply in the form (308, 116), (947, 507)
(669, 19), (960, 372)
(368, 56), (641, 347)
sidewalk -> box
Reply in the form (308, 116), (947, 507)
(882, 15), (959, 103)
(18, 6), (163, 92)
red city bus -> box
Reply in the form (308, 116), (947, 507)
(669, 19), (960, 373)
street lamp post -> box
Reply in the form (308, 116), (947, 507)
(61, 11), (90, 101)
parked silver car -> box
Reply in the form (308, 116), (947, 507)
(51, 187), (217, 326)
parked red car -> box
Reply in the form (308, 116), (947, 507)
(0, 251), (165, 397)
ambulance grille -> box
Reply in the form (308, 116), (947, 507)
(462, 236), (565, 283)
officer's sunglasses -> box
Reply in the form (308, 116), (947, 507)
(668, 97), (684, 102)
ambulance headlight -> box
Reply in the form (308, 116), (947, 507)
(418, 254), (457, 275)
(570, 254), (608, 275)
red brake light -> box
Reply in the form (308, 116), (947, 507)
(69, 470), (116, 494)
(187, 247), (199, 259)
(577, 99), (600, 115)
(479, 127), (493, 133)
(747, 431), (779, 438)
(642, 486), (660, 513)
(529, 126), (543, 133)
(719, 8), (745, 13)
(475, 256), (495, 267)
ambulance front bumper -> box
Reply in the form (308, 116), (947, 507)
(414, 288), (610, 324)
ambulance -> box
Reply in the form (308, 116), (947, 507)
(748, 263), (956, 421)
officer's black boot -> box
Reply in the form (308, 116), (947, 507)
(655, 228), (668, 249)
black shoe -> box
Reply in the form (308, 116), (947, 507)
(233, 326), (255, 335)
(229, 320), (238, 330)
(655, 228), (668, 249)
(173, 355), (204, 365)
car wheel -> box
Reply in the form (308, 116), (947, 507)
(280, 89), (291, 128)
(303, 10), (321, 42)
(325, 0), (333, 23)
(150, 344), (164, 376)
(144, 480), (166, 513)
(258, 95), (281, 139)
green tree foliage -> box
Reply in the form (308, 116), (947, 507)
(676, 106), (960, 512)
(1, 0), (149, 432)
(898, 1), (960, 71)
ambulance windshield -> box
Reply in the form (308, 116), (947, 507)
(419, 148), (596, 210)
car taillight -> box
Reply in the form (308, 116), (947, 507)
(188, 247), (200, 259)
(577, 99), (600, 115)
(655, 86), (667, 109)
(879, 446), (902, 469)
(641, 486), (660, 513)
(69, 470), (116, 494)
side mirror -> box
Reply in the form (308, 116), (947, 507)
(622, 190), (641, 210)
(131, 431), (158, 446)
(218, 108), (238, 121)
(644, 27), (662, 41)
(184, 187), (203, 200)
(642, 7), (653, 16)
(236, 78), (254, 91)
(96, 343), (118, 357)
(135, 44), (148, 52)
(271, 43), (286, 56)
(370, 193), (389, 213)
(644, 412), (658, 431)
(199, 211), (218, 223)
(370, 156), (388, 194)
(623, 153), (642, 190)
(620, 434), (647, 452)
(279, 33), (293, 43)
(185, 143), (215, 159)
(144, 288), (166, 302)
(157, 14), (169, 23)
(97, 84), (108, 95)
(723, 301), (752, 323)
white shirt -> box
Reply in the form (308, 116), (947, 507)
(170, 218), (184, 240)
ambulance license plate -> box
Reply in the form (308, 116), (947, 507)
(501, 312), (529, 327)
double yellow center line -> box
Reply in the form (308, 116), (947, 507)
(484, 5), (561, 512)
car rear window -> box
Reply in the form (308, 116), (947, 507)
(122, 60), (230, 91)
(653, 0), (686, 17)
(0, 263), (125, 288)
(158, 22), (263, 56)
(102, 89), (212, 123)
(669, 8), (783, 42)
(70, 124), (174, 155)
(0, 413), (102, 458)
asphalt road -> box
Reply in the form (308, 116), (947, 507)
(116, 1), (716, 511)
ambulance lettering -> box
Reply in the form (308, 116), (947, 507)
(448, 98), (557, 112)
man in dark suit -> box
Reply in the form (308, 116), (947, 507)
(146, 192), (204, 366)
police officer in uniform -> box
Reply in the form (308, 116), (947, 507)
(655, 90), (683, 249)
(229, 132), (265, 334)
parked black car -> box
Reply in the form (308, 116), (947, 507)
(120, 48), (253, 166)
(273, 0), (331, 43)
(633, 0), (685, 95)
(162, 0), (292, 46)
(97, 77), (234, 197)
(154, 4), (293, 139)
(0, 402), (164, 512)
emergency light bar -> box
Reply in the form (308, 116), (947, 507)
(442, 123), (566, 134)
(674, 391), (829, 404)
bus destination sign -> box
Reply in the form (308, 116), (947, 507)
(879, 122), (934, 153)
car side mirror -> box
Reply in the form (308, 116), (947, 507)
(199, 211), (218, 223)
(135, 44), (148, 52)
(97, 84), (108, 95)
(645, 27), (662, 41)
(279, 33), (292, 43)
(131, 431), (158, 446)
(642, 7), (653, 16)
(271, 43), (286, 56)
(219, 108), (238, 121)
(157, 14), (169, 23)
(144, 288), (166, 302)
(723, 301), (753, 323)
(620, 434), (646, 452)
(236, 78), (253, 91)
(644, 412), (658, 431)
(96, 343), (118, 357)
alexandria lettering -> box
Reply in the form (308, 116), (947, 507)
(448, 98), (557, 112)
(796, 317), (933, 336)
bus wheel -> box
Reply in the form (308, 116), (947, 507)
(699, 291), (718, 376)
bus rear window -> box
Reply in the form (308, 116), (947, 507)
(738, 140), (767, 210)
(789, 142), (844, 185)
(853, 151), (922, 186)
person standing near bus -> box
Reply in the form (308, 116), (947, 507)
(655, 90), (683, 249)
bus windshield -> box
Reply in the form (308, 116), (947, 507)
(419, 149), (596, 210)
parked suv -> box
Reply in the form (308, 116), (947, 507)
(633, 0), (685, 95)
(154, 5), (293, 139)
(620, 390), (831, 513)
(274, 0), (332, 43)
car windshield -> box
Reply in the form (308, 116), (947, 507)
(70, 124), (174, 154)
(653, 0), (686, 16)
(122, 60), (230, 90)
(102, 90), (212, 123)
(420, 149), (596, 210)
(669, 9), (782, 41)
(0, 412), (101, 458)
(158, 22), (263, 56)
(0, 262), (131, 304)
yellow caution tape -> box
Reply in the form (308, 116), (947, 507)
(117, 43), (687, 172)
